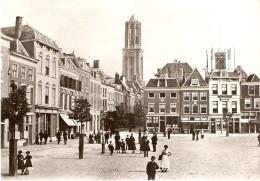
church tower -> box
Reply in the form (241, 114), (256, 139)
(122, 15), (144, 86)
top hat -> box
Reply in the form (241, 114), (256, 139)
(26, 151), (30, 154)
(18, 150), (22, 153)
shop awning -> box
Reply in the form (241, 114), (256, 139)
(181, 120), (211, 123)
(60, 114), (77, 126)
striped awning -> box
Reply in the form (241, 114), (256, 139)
(60, 114), (77, 126)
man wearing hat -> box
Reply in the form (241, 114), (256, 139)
(17, 150), (25, 174)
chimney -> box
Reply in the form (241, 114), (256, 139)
(157, 68), (161, 74)
(174, 59), (177, 63)
(93, 60), (99, 68)
(15, 16), (23, 39)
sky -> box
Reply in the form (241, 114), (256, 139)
(1, 0), (260, 83)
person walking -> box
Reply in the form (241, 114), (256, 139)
(146, 156), (159, 180)
(192, 130), (195, 141)
(97, 131), (101, 144)
(196, 130), (199, 141)
(43, 131), (48, 144)
(129, 133), (136, 153)
(160, 145), (172, 172)
(17, 150), (25, 175)
(63, 130), (68, 144)
(114, 132), (121, 153)
(151, 133), (158, 152)
(108, 141), (114, 156)
(24, 151), (32, 175)
(167, 128), (171, 139)
(201, 129), (204, 139)
(121, 139), (126, 153)
(125, 135), (130, 150)
(39, 130), (44, 145)
(143, 136), (150, 157)
(116, 139), (121, 153)
(257, 133), (260, 146)
(140, 135), (146, 154)
(56, 130), (61, 144)
(105, 131), (109, 144)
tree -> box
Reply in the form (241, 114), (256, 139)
(133, 101), (146, 130)
(70, 97), (91, 159)
(115, 102), (127, 128)
(223, 112), (233, 137)
(1, 81), (30, 176)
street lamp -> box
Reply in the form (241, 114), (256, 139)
(223, 112), (233, 137)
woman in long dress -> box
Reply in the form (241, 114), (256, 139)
(160, 145), (172, 172)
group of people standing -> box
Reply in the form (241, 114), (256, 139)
(38, 130), (49, 145)
(17, 150), (33, 175)
(192, 129), (204, 141)
(88, 132), (101, 144)
(56, 130), (68, 144)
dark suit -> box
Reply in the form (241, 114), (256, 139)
(151, 135), (157, 152)
(146, 161), (159, 180)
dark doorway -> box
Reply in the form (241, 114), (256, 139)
(160, 121), (165, 133)
(211, 122), (216, 133)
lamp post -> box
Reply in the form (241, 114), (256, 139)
(100, 110), (106, 154)
(223, 112), (233, 137)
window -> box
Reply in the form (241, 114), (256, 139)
(191, 79), (199, 86)
(159, 93), (165, 98)
(38, 85), (42, 104)
(159, 104), (165, 113)
(45, 87), (49, 105)
(213, 101), (218, 113)
(254, 98), (260, 108)
(26, 87), (33, 105)
(52, 88), (56, 106)
(148, 104), (154, 113)
(222, 101), (227, 113)
(248, 86), (255, 95)
(64, 94), (68, 109)
(231, 84), (237, 95)
(222, 84), (227, 95)
(39, 54), (43, 73)
(232, 101), (237, 113)
(45, 58), (50, 75)
(12, 64), (18, 77)
(245, 98), (251, 109)
(129, 57), (134, 77)
(28, 69), (33, 81)
(200, 92), (207, 101)
(21, 67), (26, 79)
(59, 93), (63, 108)
(148, 93), (154, 98)
(184, 104), (190, 114)
(200, 104), (207, 114)
(183, 92), (190, 101)
(52, 61), (56, 77)
(192, 104), (199, 114)
(170, 92), (177, 98)
(212, 84), (218, 95)
(170, 104), (177, 113)
(192, 92), (198, 101)
(241, 112), (249, 119)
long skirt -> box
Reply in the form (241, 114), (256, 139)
(160, 155), (170, 170)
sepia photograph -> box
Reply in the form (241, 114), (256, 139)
(1, 0), (260, 180)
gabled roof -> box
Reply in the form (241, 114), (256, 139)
(182, 68), (208, 87)
(1, 25), (59, 50)
(10, 39), (30, 57)
(129, 14), (137, 22)
(234, 65), (248, 80)
(159, 62), (193, 78)
(209, 70), (239, 78)
(246, 74), (260, 82)
(146, 78), (179, 88)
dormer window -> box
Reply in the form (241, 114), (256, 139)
(191, 79), (199, 86)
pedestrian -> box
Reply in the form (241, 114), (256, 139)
(146, 156), (159, 180)
(257, 133), (260, 146)
(35, 134), (39, 145)
(167, 128), (171, 139)
(129, 133), (136, 153)
(121, 139), (126, 153)
(201, 129), (204, 139)
(17, 150), (25, 175)
(196, 130), (199, 141)
(43, 131), (48, 144)
(192, 130), (195, 141)
(140, 134), (146, 154)
(97, 131), (101, 144)
(94, 134), (98, 143)
(151, 133), (158, 152)
(105, 131), (109, 144)
(56, 130), (61, 144)
(24, 151), (32, 175)
(108, 141), (114, 156)
(39, 130), (43, 145)
(63, 130), (68, 144)
(115, 132), (121, 153)
(160, 145), (172, 172)
(143, 136), (150, 157)
(125, 135), (130, 150)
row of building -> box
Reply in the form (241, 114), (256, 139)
(1, 16), (143, 148)
(144, 49), (260, 134)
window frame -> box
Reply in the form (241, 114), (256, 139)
(183, 92), (190, 101)
(148, 103), (155, 113)
(159, 92), (166, 99)
(231, 84), (237, 95)
(170, 103), (177, 113)
(248, 86), (255, 96)
(183, 104), (190, 114)
(192, 104), (199, 114)
(212, 84), (218, 95)
(192, 92), (198, 101)
(200, 92), (207, 101)
(28, 69), (33, 81)
(148, 92), (155, 99)
(21, 66), (26, 79)
(45, 86), (49, 105)
(222, 84), (227, 95)
(245, 98), (251, 109)
(200, 104), (207, 114)
(170, 92), (177, 99)
(12, 64), (18, 78)
(213, 101), (218, 113)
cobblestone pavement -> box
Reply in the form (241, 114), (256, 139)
(1, 133), (260, 180)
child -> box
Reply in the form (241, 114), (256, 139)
(116, 140), (121, 153)
(24, 151), (32, 175)
(108, 141), (114, 156)
(146, 156), (159, 180)
(121, 139), (126, 153)
(17, 150), (25, 175)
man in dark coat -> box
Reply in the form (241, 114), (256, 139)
(97, 131), (101, 144)
(143, 137), (150, 157)
(167, 128), (172, 139)
(105, 131), (109, 144)
(151, 133), (158, 152)
(56, 130), (61, 144)
(114, 132), (121, 153)
(39, 130), (44, 145)
(146, 156), (159, 180)
(258, 133), (260, 146)
(192, 130), (195, 141)
(125, 135), (130, 150)
(196, 130), (199, 141)
(43, 131), (48, 144)
(129, 133), (136, 153)
(63, 131), (68, 144)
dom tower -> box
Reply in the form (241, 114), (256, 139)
(123, 15), (145, 87)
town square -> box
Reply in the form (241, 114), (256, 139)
(1, 0), (260, 180)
